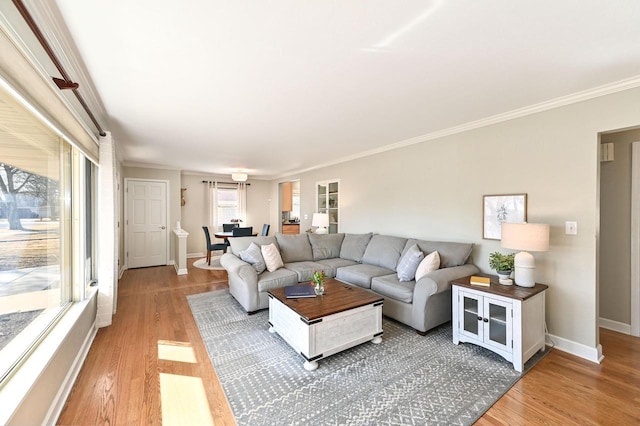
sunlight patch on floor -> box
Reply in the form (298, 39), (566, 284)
(160, 373), (214, 425)
(158, 340), (197, 363)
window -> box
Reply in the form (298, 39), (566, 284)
(216, 187), (239, 228)
(208, 183), (247, 231)
(0, 80), (95, 383)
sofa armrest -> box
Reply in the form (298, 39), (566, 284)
(410, 263), (480, 333)
(416, 264), (481, 296)
(413, 264), (480, 307)
(220, 253), (259, 283)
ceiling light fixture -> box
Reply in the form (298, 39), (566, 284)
(231, 172), (248, 182)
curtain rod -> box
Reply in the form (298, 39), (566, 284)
(202, 180), (251, 186)
(12, 0), (107, 137)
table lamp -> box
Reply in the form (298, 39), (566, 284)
(500, 222), (549, 287)
(312, 213), (329, 234)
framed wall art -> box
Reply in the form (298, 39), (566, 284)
(483, 194), (527, 240)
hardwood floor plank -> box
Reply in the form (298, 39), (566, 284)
(58, 261), (640, 425)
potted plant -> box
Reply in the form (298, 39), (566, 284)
(488, 251), (514, 280)
(310, 269), (326, 295)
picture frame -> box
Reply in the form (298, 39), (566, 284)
(483, 194), (527, 240)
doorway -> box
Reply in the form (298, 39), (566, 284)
(598, 129), (640, 337)
(124, 178), (169, 268)
(280, 180), (300, 233)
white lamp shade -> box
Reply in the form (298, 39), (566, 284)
(312, 213), (329, 228)
(231, 172), (248, 182)
(501, 223), (549, 252)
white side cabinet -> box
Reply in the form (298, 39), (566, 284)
(452, 275), (548, 372)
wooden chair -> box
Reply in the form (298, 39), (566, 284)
(202, 226), (228, 265)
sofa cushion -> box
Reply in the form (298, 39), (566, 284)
(238, 242), (266, 274)
(361, 235), (407, 271)
(371, 274), (415, 304)
(275, 233), (313, 263)
(415, 250), (440, 281)
(340, 233), (373, 262)
(284, 261), (334, 281)
(336, 264), (395, 289)
(406, 239), (473, 268)
(308, 233), (345, 260)
(396, 243), (424, 282)
(257, 268), (298, 292)
(228, 236), (277, 255)
(316, 257), (358, 271)
(261, 243), (284, 272)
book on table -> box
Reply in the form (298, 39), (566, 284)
(469, 276), (490, 287)
(284, 285), (316, 298)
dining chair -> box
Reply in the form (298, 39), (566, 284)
(202, 226), (228, 265)
(223, 223), (239, 232)
(261, 224), (270, 236)
(232, 226), (253, 237)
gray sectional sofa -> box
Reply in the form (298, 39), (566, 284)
(220, 232), (479, 334)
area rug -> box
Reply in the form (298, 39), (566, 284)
(187, 289), (547, 426)
(192, 256), (224, 270)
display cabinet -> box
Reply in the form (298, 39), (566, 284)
(451, 275), (548, 372)
(316, 179), (339, 234)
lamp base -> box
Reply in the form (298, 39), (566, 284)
(315, 227), (328, 234)
(514, 251), (536, 287)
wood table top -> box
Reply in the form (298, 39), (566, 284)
(268, 278), (383, 321)
(450, 273), (548, 301)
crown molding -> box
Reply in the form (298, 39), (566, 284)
(270, 75), (640, 180)
(122, 161), (183, 171)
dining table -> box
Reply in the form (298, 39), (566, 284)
(214, 231), (258, 243)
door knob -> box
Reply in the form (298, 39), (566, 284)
(161, 226), (166, 230)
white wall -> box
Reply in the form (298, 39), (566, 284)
(180, 173), (272, 256)
(271, 87), (640, 355)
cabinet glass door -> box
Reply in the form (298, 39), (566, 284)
(316, 180), (339, 233)
(460, 292), (482, 340)
(483, 298), (512, 352)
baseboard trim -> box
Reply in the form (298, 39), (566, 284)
(118, 265), (126, 279)
(188, 252), (204, 259)
(546, 333), (604, 363)
(44, 321), (98, 425)
(599, 317), (631, 334)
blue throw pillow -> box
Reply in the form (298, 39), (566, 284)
(397, 244), (424, 282)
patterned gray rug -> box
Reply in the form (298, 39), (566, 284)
(187, 289), (547, 426)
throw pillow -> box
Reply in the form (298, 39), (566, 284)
(261, 243), (284, 272)
(239, 242), (266, 274)
(415, 250), (440, 281)
(340, 232), (373, 262)
(396, 244), (425, 282)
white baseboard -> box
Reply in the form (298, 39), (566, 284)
(44, 321), (98, 425)
(118, 265), (126, 279)
(546, 333), (604, 364)
(599, 317), (631, 334)
(188, 252), (204, 258)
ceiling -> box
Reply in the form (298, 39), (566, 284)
(51, 0), (640, 179)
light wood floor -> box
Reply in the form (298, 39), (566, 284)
(58, 261), (640, 425)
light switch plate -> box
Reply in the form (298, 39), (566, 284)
(565, 221), (577, 235)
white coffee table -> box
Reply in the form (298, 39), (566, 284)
(267, 279), (383, 371)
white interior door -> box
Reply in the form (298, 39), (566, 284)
(127, 179), (168, 268)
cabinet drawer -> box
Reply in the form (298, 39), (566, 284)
(282, 224), (299, 234)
